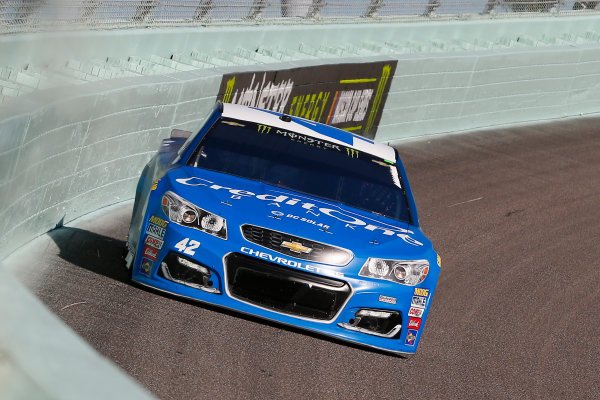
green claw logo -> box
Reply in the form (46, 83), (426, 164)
(346, 148), (359, 158)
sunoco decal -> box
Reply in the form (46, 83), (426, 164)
(217, 61), (397, 139)
(405, 329), (418, 346)
(177, 177), (423, 246)
(140, 258), (153, 276)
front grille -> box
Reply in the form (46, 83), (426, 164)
(225, 253), (351, 321)
(241, 224), (353, 266)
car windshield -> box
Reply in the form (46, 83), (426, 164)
(187, 118), (411, 223)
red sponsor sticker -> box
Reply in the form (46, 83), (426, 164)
(143, 245), (159, 261)
(145, 235), (163, 250)
(407, 317), (422, 330)
(408, 307), (424, 318)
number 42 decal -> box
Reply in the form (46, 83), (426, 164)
(175, 238), (200, 255)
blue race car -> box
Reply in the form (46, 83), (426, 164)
(125, 102), (440, 356)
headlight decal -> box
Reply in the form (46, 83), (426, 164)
(161, 191), (228, 239)
(359, 258), (429, 286)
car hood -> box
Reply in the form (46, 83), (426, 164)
(165, 167), (433, 261)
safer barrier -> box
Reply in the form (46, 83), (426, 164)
(3, 22), (600, 259)
(3, 17), (600, 261)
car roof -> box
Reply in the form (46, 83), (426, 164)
(221, 103), (396, 162)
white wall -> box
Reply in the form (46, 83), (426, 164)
(378, 45), (600, 142)
(3, 40), (600, 258)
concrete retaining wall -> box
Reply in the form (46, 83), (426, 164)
(379, 45), (600, 142)
(2, 17), (600, 399)
(0, 70), (220, 258)
(3, 38), (600, 259)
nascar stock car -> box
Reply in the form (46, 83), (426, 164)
(125, 101), (440, 355)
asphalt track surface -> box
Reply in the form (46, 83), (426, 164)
(12, 117), (600, 399)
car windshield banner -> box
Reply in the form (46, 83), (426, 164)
(216, 61), (397, 139)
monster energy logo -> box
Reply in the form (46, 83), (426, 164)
(257, 124), (272, 134)
(346, 148), (359, 158)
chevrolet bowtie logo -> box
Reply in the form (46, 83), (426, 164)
(281, 241), (312, 254)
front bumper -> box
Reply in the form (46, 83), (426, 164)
(132, 220), (435, 356)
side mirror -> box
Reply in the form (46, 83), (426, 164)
(170, 129), (192, 139)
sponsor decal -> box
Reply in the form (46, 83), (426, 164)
(272, 129), (342, 152)
(407, 317), (422, 330)
(151, 179), (159, 191)
(146, 223), (166, 240)
(413, 288), (430, 297)
(346, 148), (359, 158)
(143, 245), (159, 261)
(330, 89), (373, 125)
(241, 247), (343, 278)
(405, 329), (418, 346)
(256, 126), (348, 156)
(277, 212), (330, 230)
(177, 177), (423, 246)
(140, 258), (153, 276)
(221, 74), (294, 114)
(290, 91), (330, 122)
(408, 307), (424, 318)
(437, 254), (442, 267)
(145, 235), (164, 250)
(411, 295), (428, 309)
(257, 124), (272, 134)
(378, 295), (397, 305)
(217, 61), (397, 138)
(149, 215), (168, 228)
